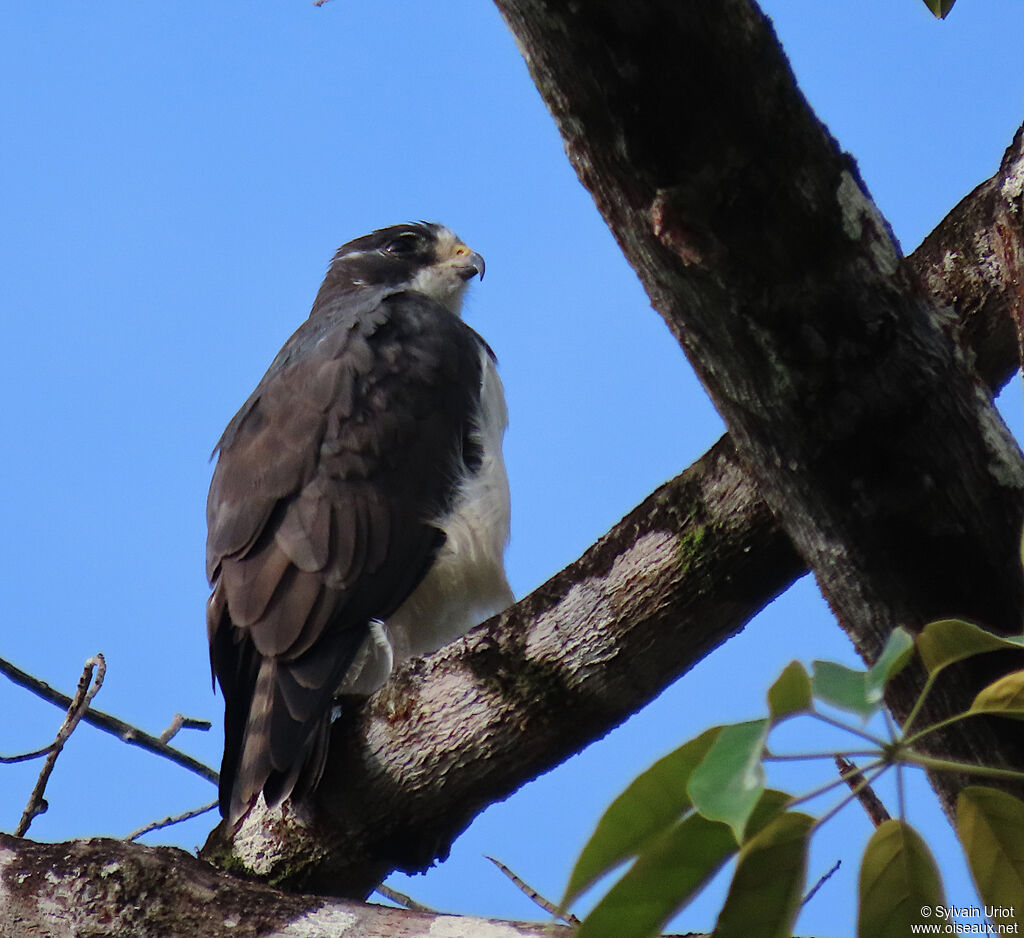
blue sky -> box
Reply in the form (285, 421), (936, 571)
(2, 1), (1023, 933)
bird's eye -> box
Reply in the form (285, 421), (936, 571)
(382, 233), (419, 255)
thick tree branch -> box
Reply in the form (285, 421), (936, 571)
(0, 832), (576, 938)
(201, 117), (1024, 895)
(913, 124), (1024, 386)
(492, 0), (1024, 808)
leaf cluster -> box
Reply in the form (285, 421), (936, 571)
(563, 620), (1024, 937)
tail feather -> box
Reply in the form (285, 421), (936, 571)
(217, 624), (368, 827)
(227, 657), (277, 825)
(262, 712), (330, 811)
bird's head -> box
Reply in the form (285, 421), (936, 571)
(321, 221), (485, 316)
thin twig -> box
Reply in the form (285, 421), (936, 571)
(373, 884), (435, 913)
(802, 859), (841, 906)
(486, 855), (580, 926)
(126, 800), (218, 841)
(0, 655), (218, 786)
(836, 756), (891, 827)
(1, 743), (55, 765)
(159, 714), (212, 744)
(813, 765), (890, 833)
(15, 655), (106, 837)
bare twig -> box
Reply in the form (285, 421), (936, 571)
(126, 800), (218, 842)
(159, 714), (212, 744)
(1, 743), (55, 765)
(486, 855), (580, 926)
(836, 756), (891, 828)
(15, 655), (106, 837)
(372, 884), (435, 913)
(802, 859), (841, 906)
(0, 655), (218, 786)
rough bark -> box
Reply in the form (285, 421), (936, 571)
(492, 0), (1024, 804)
(0, 832), (574, 937)
(199, 119), (1024, 896)
(913, 124), (1024, 387)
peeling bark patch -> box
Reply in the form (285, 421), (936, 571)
(836, 170), (900, 275)
(427, 916), (530, 937)
(231, 799), (316, 878)
(1000, 151), (1024, 207)
(526, 529), (678, 670)
(274, 903), (358, 935)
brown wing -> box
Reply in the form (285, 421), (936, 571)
(207, 291), (485, 823)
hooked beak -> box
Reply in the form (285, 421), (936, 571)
(454, 248), (485, 282)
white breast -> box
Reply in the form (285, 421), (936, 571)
(340, 347), (513, 694)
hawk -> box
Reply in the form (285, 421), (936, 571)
(206, 222), (513, 825)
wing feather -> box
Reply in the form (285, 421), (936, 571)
(208, 289), (487, 823)
(248, 566), (322, 658)
(274, 487), (330, 571)
(219, 535), (292, 630)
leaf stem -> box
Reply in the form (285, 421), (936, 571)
(902, 710), (974, 748)
(899, 671), (938, 737)
(764, 749), (880, 763)
(905, 753), (1024, 782)
(808, 710), (888, 747)
(787, 758), (886, 811)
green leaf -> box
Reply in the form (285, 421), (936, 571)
(563, 727), (720, 905)
(812, 660), (876, 718)
(688, 720), (768, 842)
(745, 788), (793, 837)
(957, 786), (1024, 927)
(858, 819), (944, 938)
(711, 812), (815, 938)
(575, 790), (791, 938)
(768, 661), (812, 721)
(922, 0), (956, 18)
(917, 618), (1024, 675)
(576, 812), (738, 938)
(969, 670), (1024, 719)
(812, 630), (914, 718)
(866, 627), (914, 699)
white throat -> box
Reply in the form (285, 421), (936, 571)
(407, 265), (471, 316)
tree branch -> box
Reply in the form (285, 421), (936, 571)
(0, 832), (579, 938)
(14, 655), (106, 838)
(492, 0), (1024, 810)
(0, 655), (219, 787)
(125, 801), (219, 842)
